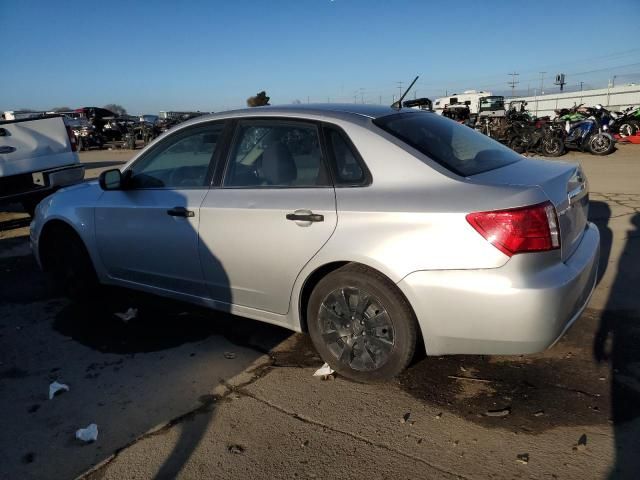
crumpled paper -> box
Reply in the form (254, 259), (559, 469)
(313, 363), (335, 378)
(49, 381), (69, 400)
(114, 308), (138, 322)
(75, 423), (98, 442)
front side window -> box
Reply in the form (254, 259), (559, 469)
(128, 123), (224, 188)
(224, 122), (329, 187)
(374, 112), (521, 176)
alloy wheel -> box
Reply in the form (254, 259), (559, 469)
(318, 287), (395, 372)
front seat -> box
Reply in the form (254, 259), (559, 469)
(260, 142), (297, 185)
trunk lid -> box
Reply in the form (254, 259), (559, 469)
(471, 158), (589, 261)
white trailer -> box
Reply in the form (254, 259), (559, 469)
(433, 90), (493, 115)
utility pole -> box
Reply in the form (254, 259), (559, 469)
(579, 82), (584, 91)
(396, 81), (403, 100)
(539, 72), (546, 95)
(508, 72), (520, 98)
(379, 95), (382, 105)
(360, 88), (365, 104)
(527, 83), (530, 96)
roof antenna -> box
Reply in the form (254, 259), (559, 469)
(392, 75), (419, 109)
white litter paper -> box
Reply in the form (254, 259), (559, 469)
(114, 307), (138, 322)
(75, 423), (99, 442)
(313, 363), (335, 377)
(49, 381), (70, 400)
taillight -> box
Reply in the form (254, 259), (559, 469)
(66, 126), (78, 152)
(466, 201), (560, 257)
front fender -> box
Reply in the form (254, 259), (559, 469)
(31, 181), (105, 275)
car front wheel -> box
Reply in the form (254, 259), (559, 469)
(46, 228), (99, 300)
(307, 264), (417, 382)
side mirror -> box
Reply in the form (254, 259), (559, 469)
(99, 168), (123, 190)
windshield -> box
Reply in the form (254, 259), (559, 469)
(480, 97), (505, 110)
(374, 112), (521, 176)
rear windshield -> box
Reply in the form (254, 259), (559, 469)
(374, 112), (521, 176)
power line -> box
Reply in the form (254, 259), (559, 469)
(539, 72), (546, 94)
(508, 72), (519, 98)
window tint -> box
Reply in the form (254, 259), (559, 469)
(325, 129), (366, 185)
(224, 122), (329, 187)
(374, 112), (521, 176)
(129, 124), (224, 188)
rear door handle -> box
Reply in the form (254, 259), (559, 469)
(0, 146), (16, 154)
(167, 206), (195, 218)
(286, 211), (324, 222)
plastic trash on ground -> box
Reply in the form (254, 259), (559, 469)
(114, 307), (138, 322)
(313, 363), (335, 378)
(75, 424), (99, 442)
(49, 381), (69, 400)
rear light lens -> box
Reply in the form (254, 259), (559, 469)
(66, 126), (78, 152)
(466, 201), (560, 257)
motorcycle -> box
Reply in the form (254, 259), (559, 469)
(507, 119), (565, 157)
(609, 106), (640, 137)
(554, 104), (615, 155)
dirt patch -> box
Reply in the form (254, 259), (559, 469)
(399, 309), (637, 433)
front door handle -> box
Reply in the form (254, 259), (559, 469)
(167, 206), (195, 218)
(0, 146), (16, 154)
(286, 211), (324, 222)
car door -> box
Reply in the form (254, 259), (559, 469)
(198, 119), (337, 314)
(95, 121), (228, 298)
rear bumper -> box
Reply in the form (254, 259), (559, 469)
(398, 222), (600, 355)
(0, 164), (84, 204)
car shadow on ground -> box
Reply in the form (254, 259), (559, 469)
(0, 229), (291, 480)
(593, 211), (640, 479)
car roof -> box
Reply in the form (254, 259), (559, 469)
(188, 103), (406, 124)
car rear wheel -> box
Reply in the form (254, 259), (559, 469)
(46, 228), (99, 300)
(307, 264), (417, 382)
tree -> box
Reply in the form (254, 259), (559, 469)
(103, 104), (127, 115)
(246, 91), (270, 107)
(291, 99), (302, 104)
(51, 106), (72, 112)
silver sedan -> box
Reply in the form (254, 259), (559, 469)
(30, 104), (600, 382)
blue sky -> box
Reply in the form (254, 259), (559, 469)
(2, 0), (639, 114)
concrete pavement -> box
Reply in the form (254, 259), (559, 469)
(0, 145), (639, 479)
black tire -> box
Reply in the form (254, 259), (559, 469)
(588, 134), (615, 156)
(618, 121), (637, 138)
(307, 264), (417, 382)
(541, 136), (564, 157)
(508, 136), (526, 154)
(47, 228), (99, 300)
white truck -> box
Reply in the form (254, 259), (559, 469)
(0, 115), (84, 215)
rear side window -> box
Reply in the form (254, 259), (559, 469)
(374, 112), (521, 176)
(324, 128), (368, 185)
(224, 122), (330, 187)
